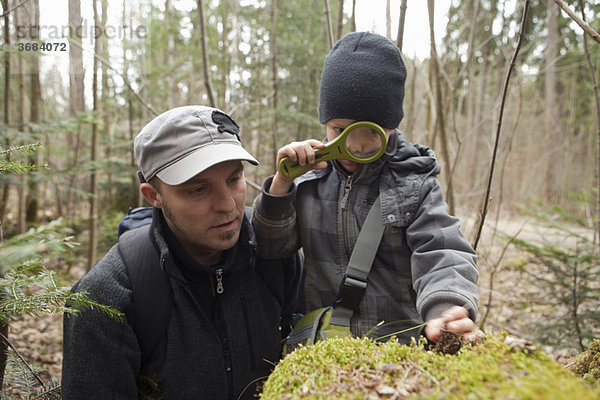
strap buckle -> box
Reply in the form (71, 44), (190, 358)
(335, 274), (368, 311)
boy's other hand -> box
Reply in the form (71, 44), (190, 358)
(425, 305), (484, 344)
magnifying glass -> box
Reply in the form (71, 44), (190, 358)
(279, 121), (387, 179)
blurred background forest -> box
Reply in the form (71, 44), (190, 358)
(0, 0), (599, 396)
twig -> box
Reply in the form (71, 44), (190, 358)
(473, 1), (530, 250)
(0, 331), (47, 389)
(246, 178), (261, 192)
(479, 221), (527, 327)
(237, 375), (268, 400)
(413, 364), (440, 386)
(553, 0), (600, 44)
(0, 0), (28, 18)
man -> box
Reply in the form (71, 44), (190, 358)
(62, 106), (301, 399)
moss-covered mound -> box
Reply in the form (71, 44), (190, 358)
(568, 339), (600, 384)
(261, 333), (600, 399)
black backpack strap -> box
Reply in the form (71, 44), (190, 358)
(118, 224), (172, 364)
(330, 195), (384, 327)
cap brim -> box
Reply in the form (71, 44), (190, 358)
(156, 143), (259, 185)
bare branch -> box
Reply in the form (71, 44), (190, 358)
(553, 0), (600, 44)
(0, 0), (29, 18)
(0, 331), (47, 389)
(473, 1), (530, 250)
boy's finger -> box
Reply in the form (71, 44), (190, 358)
(424, 317), (445, 341)
(441, 306), (469, 321)
(446, 317), (475, 334)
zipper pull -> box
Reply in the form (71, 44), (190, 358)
(345, 174), (353, 193)
(215, 268), (224, 294)
(342, 175), (353, 209)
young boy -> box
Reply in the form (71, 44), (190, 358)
(252, 32), (480, 344)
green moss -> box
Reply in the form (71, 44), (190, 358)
(568, 339), (600, 384)
(261, 333), (600, 399)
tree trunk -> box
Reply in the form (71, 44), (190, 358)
(0, 0), (10, 388)
(100, 0), (113, 205)
(65, 0), (85, 218)
(197, 0), (216, 107)
(336, 0), (344, 40)
(385, 0), (391, 40)
(323, 0), (334, 49)
(427, 0), (455, 214)
(26, 0), (41, 225)
(87, 0), (100, 270)
(15, 4), (27, 234)
(396, 0), (407, 51)
(350, 0), (356, 32)
(466, 0), (482, 185)
(252, 49), (264, 185)
(544, 0), (561, 203)
(0, 0), (11, 224)
(68, 0), (85, 116)
(578, 0), (600, 253)
(270, 0), (279, 173)
(123, 0), (138, 208)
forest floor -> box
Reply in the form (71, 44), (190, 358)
(7, 210), (592, 389)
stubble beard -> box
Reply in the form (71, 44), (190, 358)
(162, 198), (239, 246)
(219, 230), (237, 242)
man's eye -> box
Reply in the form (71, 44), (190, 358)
(192, 186), (207, 194)
(334, 127), (344, 134)
(229, 175), (243, 184)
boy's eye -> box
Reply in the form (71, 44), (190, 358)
(334, 127), (344, 135)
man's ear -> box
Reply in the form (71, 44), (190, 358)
(140, 183), (162, 208)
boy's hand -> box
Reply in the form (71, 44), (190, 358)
(425, 306), (484, 344)
(270, 140), (327, 195)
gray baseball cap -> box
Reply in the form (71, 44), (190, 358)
(134, 105), (259, 185)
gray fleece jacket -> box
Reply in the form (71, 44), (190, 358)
(61, 209), (300, 399)
(253, 131), (478, 342)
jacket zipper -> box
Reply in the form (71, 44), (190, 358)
(215, 285), (232, 397)
(342, 174), (353, 255)
(216, 268), (224, 294)
(221, 336), (233, 398)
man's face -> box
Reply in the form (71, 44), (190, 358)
(151, 160), (247, 265)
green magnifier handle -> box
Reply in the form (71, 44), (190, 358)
(279, 121), (387, 179)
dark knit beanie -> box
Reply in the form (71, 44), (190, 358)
(319, 32), (406, 129)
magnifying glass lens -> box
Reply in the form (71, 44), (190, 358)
(346, 126), (384, 159)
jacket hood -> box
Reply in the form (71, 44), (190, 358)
(342, 130), (439, 183)
(383, 131), (439, 176)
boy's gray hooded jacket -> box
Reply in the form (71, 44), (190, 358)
(62, 209), (300, 399)
(253, 131), (478, 342)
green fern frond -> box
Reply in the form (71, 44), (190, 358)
(0, 143), (47, 174)
(0, 267), (124, 325)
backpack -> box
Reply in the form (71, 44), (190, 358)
(117, 214), (169, 364)
(117, 207), (153, 237)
